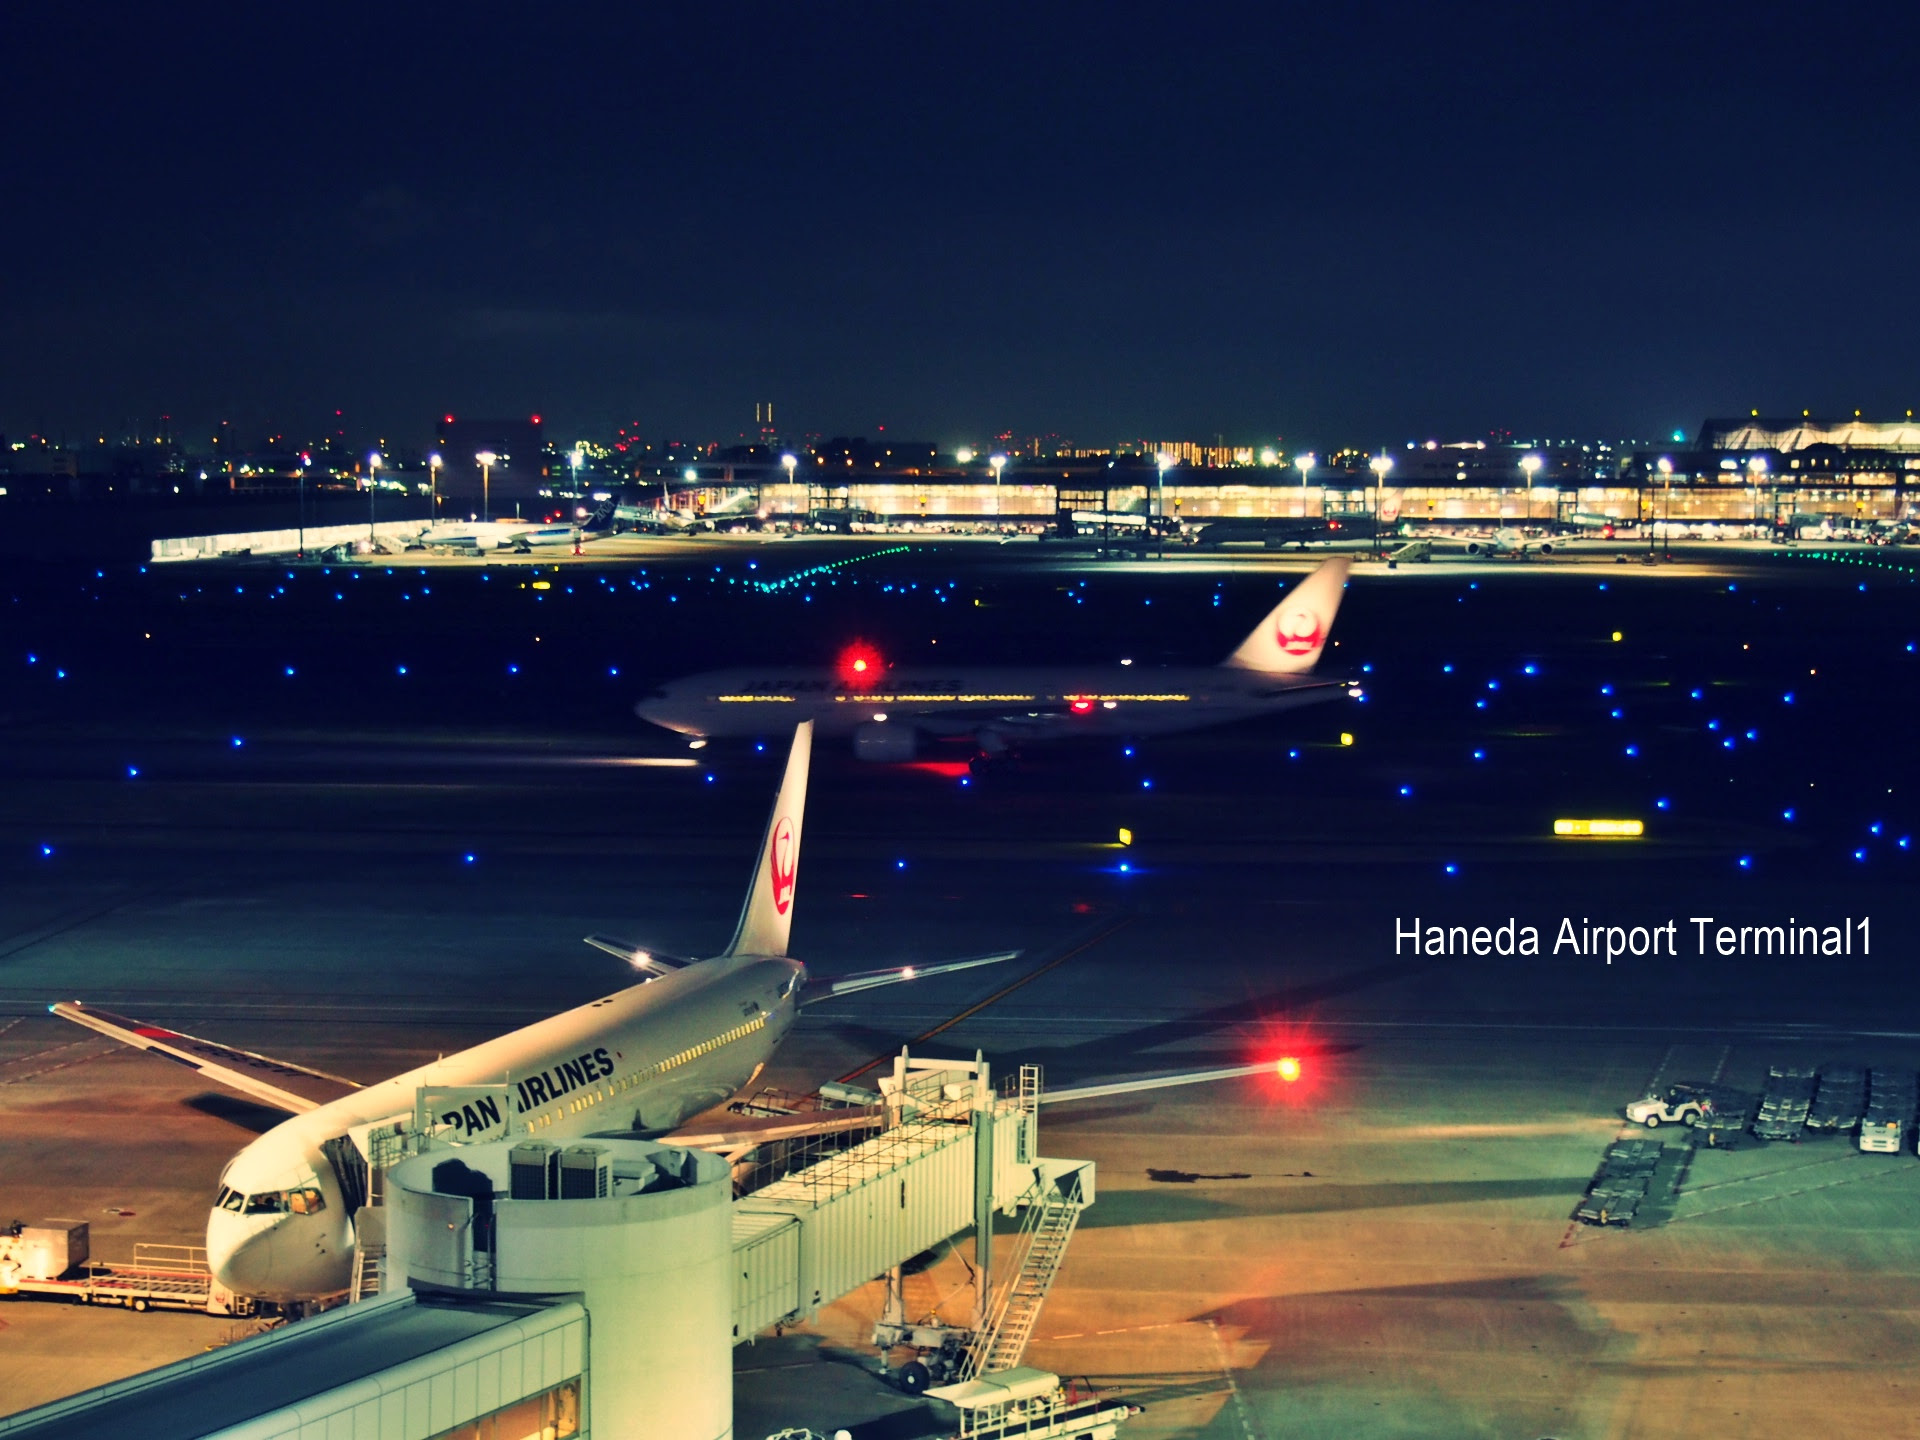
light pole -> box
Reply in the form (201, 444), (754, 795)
(297, 452), (309, 558)
(476, 451), (497, 524)
(428, 453), (442, 534)
(1294, 452), (1314, 519)
(1369, 454), (1393, 558)
(1156, 453), (1175, 559)
(1520, 453), (1543, 528)
(780, 452), (796, 526)
(1655, 456), (1673, 559)
(1748, 455), (1767, 537)
(367, 451), (381, 546)
(989, 453), (1007, 526)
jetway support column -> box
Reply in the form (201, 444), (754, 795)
(972, 1050), (994, 1331)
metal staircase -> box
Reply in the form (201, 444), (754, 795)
(970, 1167), (1087, 1377)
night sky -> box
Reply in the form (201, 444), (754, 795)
(6, 3), (1918, 450)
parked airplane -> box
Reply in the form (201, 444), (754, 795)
(1463, 527), (1556, 559)
(51, 723), (1025, 1305)
(636, 558), (1357, 760)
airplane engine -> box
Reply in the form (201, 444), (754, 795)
(1466, 541), (1487, 555)
(853, 721), (918, 762)
(1538, 541), (1555, 555)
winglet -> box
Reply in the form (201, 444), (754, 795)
(1221, 557), (1350, 673)
(723, 721), (812, 957)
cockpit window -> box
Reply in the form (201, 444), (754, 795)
(243, 1192), (289, 1215)
(238, 1186), (324, 1216)
(216, 1185), (243, 1212)
(287, 1187), (326, 1215)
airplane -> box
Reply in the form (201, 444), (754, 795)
(636, 557), (1358, 761)
(419, 504), (613, 554)
(1192, 516), (1390, 551)
(50, 723), (1033, 1307)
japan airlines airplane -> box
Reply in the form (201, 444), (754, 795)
(51, 723), (1020, 1306)
(636, 557), (1357, 761)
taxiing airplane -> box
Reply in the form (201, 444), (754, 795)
(636, 558), (1357, 760)
(51, 723), (1024, 1305)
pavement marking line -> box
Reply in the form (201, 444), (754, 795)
(836, 918), (1131, 1084)
(1670, 1159), (1911, 1222)
(0, 888), (152, 964)
(0, 1042), (118, 1086)
(1206, 1318), (1267, 1440)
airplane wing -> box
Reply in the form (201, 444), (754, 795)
(800, 950), (1023, 1005)
(1039, 1059), (1300, 1105)
(50, 1000), (362, 1114)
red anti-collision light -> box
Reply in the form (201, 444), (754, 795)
(1276, 1056), (1302, 1082)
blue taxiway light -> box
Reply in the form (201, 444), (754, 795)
(1690, 689), (1703, 700)
(1901, 837), (1912, 849)
(1600, 685), (1613, 696)
(1783, 692), (1795, 703)
(464, 854), (477, 864)
(1472, 749), (1486, 761)
(1475, 699), (1487, 710)
(507, 664), (519, 674)
(1870, 822), (1884, 835)
(1745, 730), (1758, 741)
(39, 844), (53, 858)
(1625, 745), (1639, 757)
(1444, 863), (1459, 875)
(1610, 708), (1623, 719)
(126, 766), (139, 778)
(1398, 785), (1412, 797)
(1783, 808), (1796, 821)
(397, 665), (408, 675)
(895, 860), (907, 870)
(1655, 797), (1671, 810)
(1707, 720), (1720, 730)
(1442, 664), (1454, 673)
(1141, 778), (1154, 789)
(1854, 849), (1868, 862)
(1522, 664), (1538, 675)
(959, 777), (971, 787)
(230, 736), (244, 748)
(55, 670), (66, 679)
(1738, 856), (1753, 869)
(704, 773), (715, 783)
(1288, 749), (1300, 760)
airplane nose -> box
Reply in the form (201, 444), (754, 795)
(206, 1212), (276, 1293)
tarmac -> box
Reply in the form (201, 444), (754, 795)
(2, 542), (1916, 1438)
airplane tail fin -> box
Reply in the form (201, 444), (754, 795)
(1220, 557), (1351, 673)
(722, 721), (812, 957)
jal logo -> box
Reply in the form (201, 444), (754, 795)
(1276, 605), (1325, 656)
(769, 816), (797, 914)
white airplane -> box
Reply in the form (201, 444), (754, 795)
(636, 557), (1358, 761)
(50, 723), (1025, 1306)
(1463, 528), (1556, 559)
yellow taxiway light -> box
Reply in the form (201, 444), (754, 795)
(1339, 732), (1354, 747)
(1553, 818), (1645, 838)
(531, 580), (551, 590)
(1117, 827), (1133, 847)
(1611, 631), (1623, 642)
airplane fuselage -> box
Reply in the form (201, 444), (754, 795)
(638, 664), (1353, 743)
(209, 953), (802, 1303)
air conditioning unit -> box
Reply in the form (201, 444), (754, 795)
(558, 1145), (611, 1199)
(509, 1142), (558, 1200)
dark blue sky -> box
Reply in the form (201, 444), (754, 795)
(5, 3), (1917, 451)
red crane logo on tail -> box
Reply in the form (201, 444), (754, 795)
(1276, 605), (1326, 656)
(769, 817), (797, 915)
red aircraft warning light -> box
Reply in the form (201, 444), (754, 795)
(1276, 1056), (1303, 1083)
(1069, 697), (1094, 714)
(838, 642), (884, 690)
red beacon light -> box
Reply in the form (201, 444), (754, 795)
(1275, 1056), (1303, 1083)
(837, 642), (884, 690)
(1069, 697), (1094, 714)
